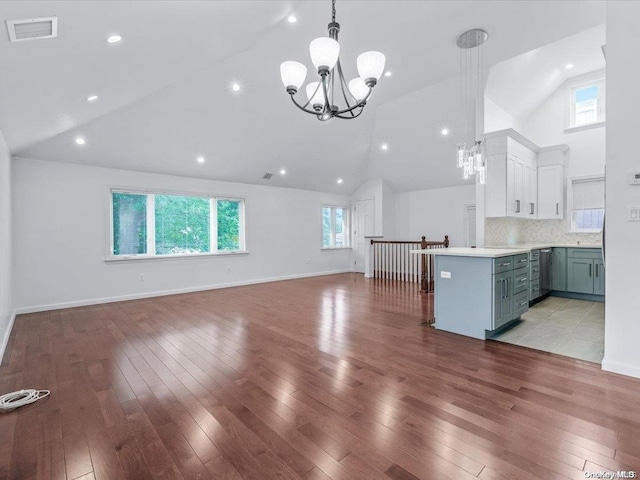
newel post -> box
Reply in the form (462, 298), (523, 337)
(420, 236), (428, 292)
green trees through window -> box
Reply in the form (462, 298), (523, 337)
(112, 191), (244, 257)
(322, 205), (348, 248)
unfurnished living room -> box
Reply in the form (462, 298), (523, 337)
(1, 1), (639, 479)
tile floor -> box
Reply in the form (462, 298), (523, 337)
(491, 296), (605, 363)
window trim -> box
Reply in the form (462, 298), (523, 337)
(322, 204), (350, 249)
(566, 175), (605, 234)
(107, 187), (247, 261)
(565, 70), (606, 130)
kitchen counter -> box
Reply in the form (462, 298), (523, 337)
(487, 243), (602, 250)
(410, 247), (531, 258)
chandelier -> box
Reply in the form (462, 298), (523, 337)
(279, 0), (386, 121)
(456, 28), (488, 184)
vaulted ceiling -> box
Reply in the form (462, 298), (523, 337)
(0, 1), (606, 193)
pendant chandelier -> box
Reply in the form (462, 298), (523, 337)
(279, 0), (386, 121)
(456, 28), (488, 184)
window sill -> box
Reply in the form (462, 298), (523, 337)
(321, 247), (352, 251)
(105, 251), (249, 263)
(564, 121), (605, 134)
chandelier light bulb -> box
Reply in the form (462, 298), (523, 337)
(280, 61), (308, 92)
(348, 77), (369, 101)
(309, 37), (340, 73)
(357, 51), (386, 85)
(306, 82), (325, 107)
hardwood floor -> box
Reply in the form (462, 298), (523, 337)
(1, 273), (639, 479)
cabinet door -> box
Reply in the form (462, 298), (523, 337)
(493, 271), (513, 329)
(567, 258), (594, 294)
(550, 248), (567, 291)
(594, 260), (605, 295)
(537, 165), (564, 219)
(526, 164), (538, 217)
(506, 155), (516, 217)
(514, 157), (525, 217)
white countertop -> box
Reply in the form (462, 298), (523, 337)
(410, 247), (531, 258)
(487, 243), (602, 250)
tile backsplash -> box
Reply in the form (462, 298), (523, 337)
(485, 217), (602, 246)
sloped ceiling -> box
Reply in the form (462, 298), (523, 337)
(0, 1), (606, 193)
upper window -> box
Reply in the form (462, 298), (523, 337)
(111, 190), (245, 258)
(567, 72), (606, 129)
(322, 205), (349, 248)
(567, 177), (605, 233)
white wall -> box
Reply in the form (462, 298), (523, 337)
(350, 178), (395, 238)
(0, 131), (13, 361)
(393, 185), (475, 246)
(522, 81), (605, 179)
(485, 96), (524, 134)
(602, 2), (640, 379)
(12, 158), (352, 312)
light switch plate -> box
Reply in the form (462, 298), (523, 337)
(440, 271), (451, 279)
(629, 207), (640, 221)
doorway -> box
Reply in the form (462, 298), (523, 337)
(353, 199), (374, 273)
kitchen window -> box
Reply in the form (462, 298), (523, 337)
(110, 189), (245, 258)
(322, 205), (349, 248)
(567, 72), (606, 130)
(567, 176), (605, 233)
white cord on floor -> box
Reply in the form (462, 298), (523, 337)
(0, 389), (50, 412)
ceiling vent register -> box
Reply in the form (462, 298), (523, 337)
(6, 17), (58, 42)
(262, 173), (274, 180)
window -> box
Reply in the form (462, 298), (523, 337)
(567, 177), (605, 233)
(111, 190), (245, 258)
(567, 72), (606, 129)
(322, 205), (349, 248)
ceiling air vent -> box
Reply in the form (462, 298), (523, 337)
(262, 173), (274, 180)
(6, 17), (58, 42)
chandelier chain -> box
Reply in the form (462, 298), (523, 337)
(332, 0), (336, 23)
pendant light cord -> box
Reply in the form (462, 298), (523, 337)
(332, 0), (336, 22)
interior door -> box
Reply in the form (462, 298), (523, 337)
(353, 199), (374, 273)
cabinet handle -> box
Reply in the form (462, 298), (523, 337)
(518, 259), (527, 264)
(556, 203), (559, 215)
(502, 279), (506, 299)
(596, 264), (598, 277)
(589, 264), (592, 277)
(516, 200), (521, 213)
(519, 277), (528, 283)
(530, 203), (534, 215)
(501, 262), (511, 267)
(519, 301), (528, 307)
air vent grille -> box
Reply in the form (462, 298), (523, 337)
(262, 173), (273, 180)
(6, 17), (58, 42)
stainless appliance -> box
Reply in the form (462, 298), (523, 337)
(540, 248), (552, 296)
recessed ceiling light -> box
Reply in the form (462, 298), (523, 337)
(287, 15), (297, 23)
(197, 156), (205, 164)
(106, 35), (122, 44)
(86, 95), (98, 102)
(441, 128), (449, 136)
(565, 64), (574, 69)
(232, 83), (241, 92)
(381, 143), (389, 150)
(75, 137), (86, 145)
(280, 168), (287, 175)
(384, 71), (392, 77)
(337, 178), (343, 184)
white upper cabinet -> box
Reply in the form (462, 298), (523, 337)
(484, 129), (566, 220)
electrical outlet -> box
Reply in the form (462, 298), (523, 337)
(139, 274), (144, 282)
(440, 271), (452, 279)
(629, 207), (640, 221)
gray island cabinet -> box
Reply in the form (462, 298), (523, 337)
(412, 248), (530, 340)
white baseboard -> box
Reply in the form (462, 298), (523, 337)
(13, 269), (353, 315)
(0, 310), (17, 364)
(601, 358), (640, 379)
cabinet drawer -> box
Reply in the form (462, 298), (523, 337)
(529, 260), (540, 281)
(513, 291), (529, 317)
(514, 253), (529, 268)
(529, 249), (541, 261)
(567, 248), (602, 259)
(513, 267), (529, 294)
(530, 280), (541, 300)
(493, 256), (515, 274)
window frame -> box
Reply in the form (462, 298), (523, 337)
(322, 204), (351, 250)
(565, 70), (606, 131)
(566, 175), (605, 234)
(107, 187), (247, 261)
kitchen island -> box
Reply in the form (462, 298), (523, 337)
(411, 248), (531, 340)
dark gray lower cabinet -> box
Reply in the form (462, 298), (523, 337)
(594, 260), (605, 295)
(566, 248), (605, 296)
(551, 248), (567, 291)
(493, 270), (514, 330)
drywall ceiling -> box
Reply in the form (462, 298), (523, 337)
(0, 1), (606, 193)
(486, 24), (606, 123)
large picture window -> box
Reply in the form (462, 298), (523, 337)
(322, 205), (349, 248)
(111, 190), (245, 258)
